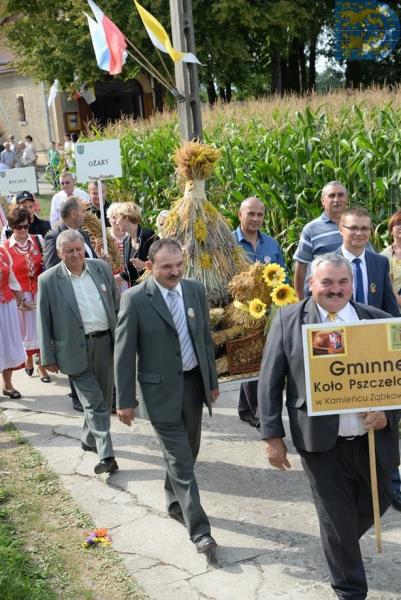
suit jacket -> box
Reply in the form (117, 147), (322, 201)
(114, 277), (218, 424)
(120, 226), (158, 286)
(258, 298), (400, 470)
(37, 259), (120, 375)
(337, 248), (399, 316)
(43, 224), (97, 270)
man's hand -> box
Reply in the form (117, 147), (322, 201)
(265, 437), (291, 471)
(131, 257), (146, 270)
(211, 388), (219, 403)
(361, 411), (388, 431)
(117, 407), (135, 426)
(42, 363), (59, 373)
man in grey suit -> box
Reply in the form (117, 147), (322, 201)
(37, 230), (120, 475)
(258, 253), (400, 600)
(115, 238), (219, 555)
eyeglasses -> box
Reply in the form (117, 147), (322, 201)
(60, 181), (72, 186)
(341, 225), (371, 234)
(14, 224), (29, 230)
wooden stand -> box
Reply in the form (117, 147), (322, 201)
(368, 429), (382, 553)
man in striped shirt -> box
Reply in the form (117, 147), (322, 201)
(293, 181), (348, 299)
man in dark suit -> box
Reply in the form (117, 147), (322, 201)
(338, 207), (398, 316)
(258, 253), (400, 600)
(37, 229), (120, 475)
(115, 238), (219, 555)
(43, 197), (97, 270)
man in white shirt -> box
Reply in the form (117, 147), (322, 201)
(22, 135), (37, 167)
(37, 229), (120, 475)
(50, 171), (89, 227)
(258, 253), (400, 600)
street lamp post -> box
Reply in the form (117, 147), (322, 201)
(169, 0), (203, 141)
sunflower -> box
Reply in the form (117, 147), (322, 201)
(271, 284), (298, 307)
(248, 298), (267, 319)
(262, 263), (286, 287)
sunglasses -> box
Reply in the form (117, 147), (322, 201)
(14, 224), (29, 230)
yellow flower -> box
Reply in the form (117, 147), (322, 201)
(193, 218), (207, 242)
(248, 298), (267, 319)
(199, 252), (212, 269)
(263, 263), (286, 287)
(271, 284), (298, 307)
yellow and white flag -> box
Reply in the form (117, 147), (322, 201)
(133, 0), (201, 64)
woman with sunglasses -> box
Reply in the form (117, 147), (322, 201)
(2, 206), (50, 383)
(0, 244), (27, 399)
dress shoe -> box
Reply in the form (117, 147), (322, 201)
(81, 442), (97, 453)
(25, 367), (34, 376)
(239, 413), (259, 428)
(37, 370), (51, 383)
(94, 457), (119, 475)
(168, 511), (185, 526)
(2, 389), (22, 399)
(72, 397), (84, 412)
(195, 534), (217, 554)
(391, 490), (401, 511)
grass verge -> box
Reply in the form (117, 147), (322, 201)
(0, 415), (148, 600)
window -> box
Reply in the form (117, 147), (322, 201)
(16, 95), (26, 123)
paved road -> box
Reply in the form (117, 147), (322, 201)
(2, 371), (401, 600)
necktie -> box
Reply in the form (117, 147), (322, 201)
(167, 290), (197, 370)
(328, 312), (337, 322)
(353, 257), (365, 303)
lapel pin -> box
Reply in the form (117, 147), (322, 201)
(187, 307), (195, 319)
(100, 283), (107, 292)
(370, 282), (376, 294)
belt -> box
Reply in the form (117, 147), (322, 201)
(85, 329), (110, 339)
(183, 366), (199, 379)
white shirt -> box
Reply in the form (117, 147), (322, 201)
(153, 277), (198, 370)
(341, 246), (368, 304)
(66, 263), (109, 334)
(50, 188), (90, 227)
(316, 302), (366, 438)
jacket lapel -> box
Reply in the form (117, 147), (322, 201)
(365, 252), (374, 304)
(181, 280), (197, 341)
(56, 263), (82, 324)
(302, 297), (322, 325)
(146, 278), (176, 330)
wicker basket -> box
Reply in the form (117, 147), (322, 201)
(226, 329), (265, 375)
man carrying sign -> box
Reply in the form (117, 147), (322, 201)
(258, 253), (400, 600)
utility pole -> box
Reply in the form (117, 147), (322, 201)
(169, 0), (203, 141)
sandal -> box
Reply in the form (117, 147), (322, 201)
(37, 369), (51, 383)
(2, 389), (22, 399)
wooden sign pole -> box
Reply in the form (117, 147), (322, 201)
(368, 429), (382, 553)
(97, 179), (108, 257)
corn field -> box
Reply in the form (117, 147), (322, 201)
(86, 87), (401, 264)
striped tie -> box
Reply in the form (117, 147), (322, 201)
(167, 290), (197, 370)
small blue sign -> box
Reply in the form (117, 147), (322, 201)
(335, 0), (400, 61)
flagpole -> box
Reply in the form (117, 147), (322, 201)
(125, 38), (175, 90)
(125, 47), (177, 95)
(155, 48), (176, 88)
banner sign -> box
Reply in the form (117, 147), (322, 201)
(335, 1), (400, 62)
(0, 167), (37, 195)
(75, 139), (122, 183)
(302, 318), (401, 416)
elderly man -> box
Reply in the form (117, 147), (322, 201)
(49, 172), (90, 227)
(37, 230), (120, 475)
(294, 181), (348, 299)
(115, 238), (219, 556)
(258, 253), (400, 600)
(43, 197), (96, 270)
(87, 181), (111, 227)
(233, 196), (285, 267)
(0, 142), (15, 168)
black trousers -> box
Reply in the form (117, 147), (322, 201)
(299, 436), (391, 600)
(238, 379), (259, 423)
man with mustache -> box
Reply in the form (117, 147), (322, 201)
(114, 238), (220, 557)
(294, 181), (348, 300)
(258, 253), (400, 600)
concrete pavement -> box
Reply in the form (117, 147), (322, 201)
(2, 370), (401, 600)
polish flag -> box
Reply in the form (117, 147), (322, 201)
(86, 0), (127, 75)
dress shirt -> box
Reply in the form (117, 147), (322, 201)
(341, 247), (368, 304)
(66, 264), (109, 334)
(50, 188), (90, 227)
(316, 302), (366, 438)
(233, 227), (285, 267)
(153, 278), (198, 370)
